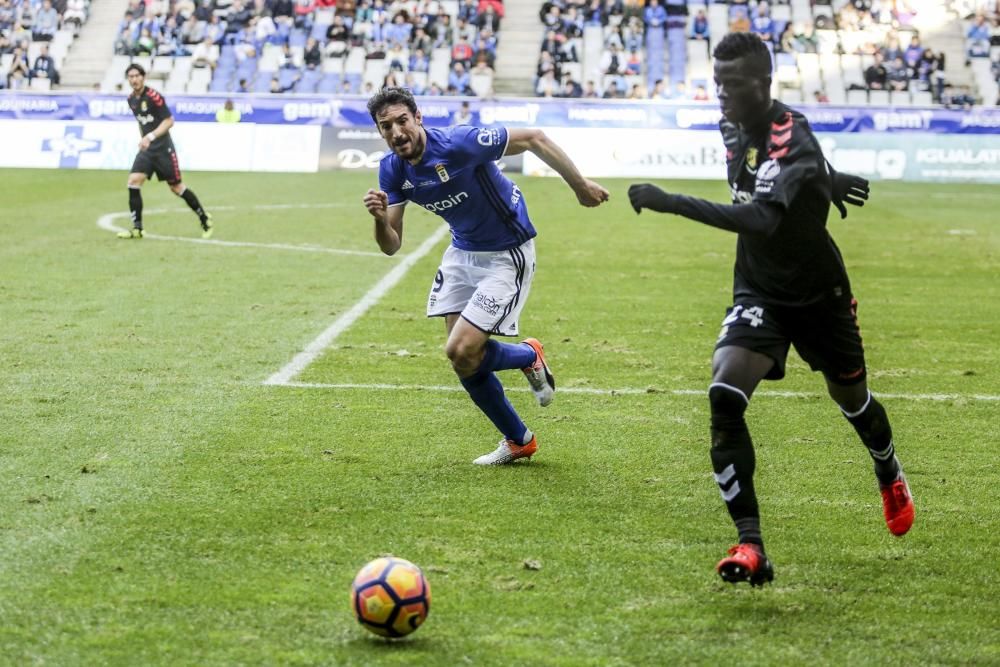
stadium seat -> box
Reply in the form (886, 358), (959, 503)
(318, 73), (342, 93)
(469, 72), (493, 97)
(889, 90), (910, 106)
(846, 88), (868, 105)
(30, 77), (52, 91)
(868, 89), (890, 106)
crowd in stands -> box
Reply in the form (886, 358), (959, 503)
(109, 0), (503, 95)
(533, 0), (994, 106)
(960, 0), (1000, 104)
(1, 0), (86, 88)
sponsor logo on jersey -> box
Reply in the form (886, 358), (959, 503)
(421, 191), (468, 212)
(435, 163), (449, 182)
(472, 293), (501, 316)
(510, 184), (521, 208)
(402, 179), (414, 189)
(477, 128), (502, 146)
(745, 147), (759, 174)
(757, 159), (780, 180)
(136, 113), (155, 125)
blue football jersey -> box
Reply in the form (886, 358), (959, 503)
(378, 126), (537, 252)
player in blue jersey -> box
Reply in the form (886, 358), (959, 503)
(363, 87), (610, 465)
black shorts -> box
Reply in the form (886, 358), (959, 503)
(714, 293), (867, 385)
(131, 144), (182, 184)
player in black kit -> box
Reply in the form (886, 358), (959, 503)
(119, 63), (213, 239)
(627, 33), (913, 586)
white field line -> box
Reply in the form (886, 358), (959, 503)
(96, 203), (389, 257)
(276, 381), (1000, 402)
(263, 223), (452, 386)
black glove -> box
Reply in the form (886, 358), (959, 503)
(628, 183), (674, 214)
(828, 162), (870, 219)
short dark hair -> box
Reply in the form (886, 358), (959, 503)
(125, 63), (146, 77)
(712, 32), (772, 79)
(367, 86), (418, 123)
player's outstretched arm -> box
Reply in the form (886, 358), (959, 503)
(504, 128), (609, 207)
(827, 160), (870, 219)
(628, 183), (783, 236)
(363, 188), (404, 255)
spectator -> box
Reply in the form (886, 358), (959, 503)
(966, 14), (991, 59)
(625, 48), (642, 75)
(403, 71), (425, 95)
(535, 69), (559, 96)
(304, 36), (322, 68)
(386, 13), (412, 45)
(409, 47), (430, 71)
(471, 53), (494, 77)
(777, 21), (795, 52)
(451, 100), (473, 125)
(6, 45), (30, 88)
(750, 2), (773, 41)
(582, 79), (599, 97)
(191, 37), (219, 68)
(692, 83), (709, 100)
(865, 52), (888, 89)
(583, 0), (607, 27)
(216, 99), (242, 122)
(813, 89), (830, 103)
(31, 43), (59, 85)
(63, 0), (87, 34)
(650, 78), (669, 99)
(270, 73), (300, 92)
(943, 84), (976, 109)
(601, 79), (623, 98)
(600, 43), (626, 75)
(628, 82), (647, 98)
(410, 25), (432, 54)
(32, 0), (59, 42)
(133, 28), (157, 55)
(904, 34), (923, 72)
(476, 4), (500, 32)
(881, 34), (903, 63)
(795, 21), (818, 53)
(426, 81), (444, 95)
(644, 0), (667, 31)
(448, 61), (471, 94)
(387, 41), (407, 71)
(451, 35), (474, 66)
(237, 78), (250, 92)
(690, 8), (709, 41)
(887, 55), (909, 91)
(326, 15), (349, 56)
(560, 74), (582, 97)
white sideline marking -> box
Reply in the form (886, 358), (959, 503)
(263, 223), (452, 386)
(277, 381), (1000, 402)
(96, 203), (389, 257)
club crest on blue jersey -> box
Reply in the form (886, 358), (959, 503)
(435, 164), (450, 182)
(476, 128), (502, 146)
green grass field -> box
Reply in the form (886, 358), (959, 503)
(1, 168), (997, 666)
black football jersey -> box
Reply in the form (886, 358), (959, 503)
(720, 101), (851, 305)
(127, 86), (173, 150)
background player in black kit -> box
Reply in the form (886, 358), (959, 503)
(627, 32), (914, 586)
(119, 63), (213, 240)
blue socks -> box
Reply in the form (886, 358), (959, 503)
(458, 340), (536, 445)
(479, 339), (536, 373)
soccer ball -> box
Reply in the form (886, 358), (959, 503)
(351, 556), (431, 638)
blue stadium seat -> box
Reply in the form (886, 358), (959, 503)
(318, 73), (342, 92)
(254, 75), (273, 92)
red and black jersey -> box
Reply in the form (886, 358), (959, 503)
(720, 101), (850, 306)
(127, 86), (173, 150)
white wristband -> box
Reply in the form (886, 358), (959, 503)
(145, 132), (156, 142)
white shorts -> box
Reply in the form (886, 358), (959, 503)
(426, 240), (536, 337)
